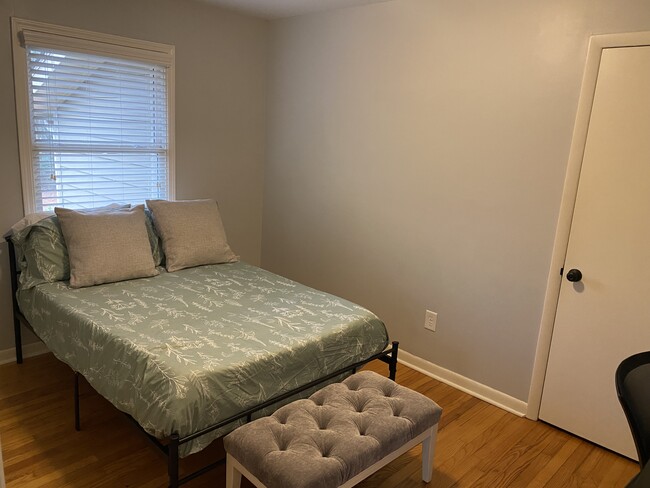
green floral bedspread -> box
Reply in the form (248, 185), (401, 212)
(17, 262), (388, 456)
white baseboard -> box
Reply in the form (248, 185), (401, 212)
(0, 341), (49, 365)
(398, 350), (527, 417)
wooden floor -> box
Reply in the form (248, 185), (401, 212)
(0, 353), (639, 487)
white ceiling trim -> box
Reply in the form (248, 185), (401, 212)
(198, 0), (393, 19)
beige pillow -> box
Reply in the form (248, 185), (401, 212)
(146, 199), (238, 272)
(55, 205), (158, 288)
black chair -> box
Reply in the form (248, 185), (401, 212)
(616, 351), (650, 469)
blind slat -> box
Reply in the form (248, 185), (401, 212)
(29, 56), (167, 76)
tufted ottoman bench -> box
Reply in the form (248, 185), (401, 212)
(223, 370), (442, 488)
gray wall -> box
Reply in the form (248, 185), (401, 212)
(262, 0), (650, 401)
(0, 0), (268, 352)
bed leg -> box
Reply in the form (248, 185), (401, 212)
(7, 236), (23, 365)
(389, 341), (399, 381)
(74, 372), (81, 431)
(168, 433), (179, 488)
(14, 317), (23, 364)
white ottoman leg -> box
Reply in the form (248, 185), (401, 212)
(226, 453), (243, 488)
(421, 424), (438, 483)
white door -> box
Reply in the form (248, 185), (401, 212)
(539, 44), (650, 458)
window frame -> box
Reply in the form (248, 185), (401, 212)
(11, 17), (176, 214)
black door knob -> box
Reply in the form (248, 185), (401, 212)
(566, 268), (582, 282)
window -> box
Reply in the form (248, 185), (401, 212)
(11, 18), (175, 213)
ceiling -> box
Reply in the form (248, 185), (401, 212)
(199, 0), (392, 19)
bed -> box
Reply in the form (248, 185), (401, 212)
(4, 202), (398, 487)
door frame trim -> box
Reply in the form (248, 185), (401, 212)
(526, 31), (650, 420)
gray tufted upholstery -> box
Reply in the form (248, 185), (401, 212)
(224, 371), (442, 488)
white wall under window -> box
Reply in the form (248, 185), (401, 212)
(11, 18), (175, 213)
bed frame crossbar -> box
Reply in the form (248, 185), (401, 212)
(5, 233), (400, 488)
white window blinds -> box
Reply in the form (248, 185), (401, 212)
(12, 19), (175, 212)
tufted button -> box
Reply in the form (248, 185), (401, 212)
(349, 396), (369, 413)
(345, 382), (357, 391)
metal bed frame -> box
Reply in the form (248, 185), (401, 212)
(4, 233), (399, 487)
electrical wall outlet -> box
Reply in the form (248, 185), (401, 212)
(424, 310), (437, 332)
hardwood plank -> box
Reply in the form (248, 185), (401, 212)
(0, 353), (638, 487)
